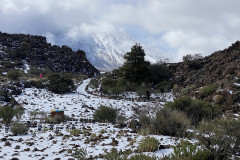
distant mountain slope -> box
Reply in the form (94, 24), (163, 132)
(0, 31), (99, 76)
(50, 31), (166, 70)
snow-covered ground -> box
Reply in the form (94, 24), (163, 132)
(0, 79), (190, 160)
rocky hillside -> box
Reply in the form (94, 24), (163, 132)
(170, 41), (240, 111)
(0, 32), (99, 76)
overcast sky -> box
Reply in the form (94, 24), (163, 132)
(0, 0), (239, 61)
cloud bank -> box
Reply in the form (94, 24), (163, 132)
(0, 0), (240, 61)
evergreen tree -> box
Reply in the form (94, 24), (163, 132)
(121, 44), (150, 84)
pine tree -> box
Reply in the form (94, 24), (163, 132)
(121, 44), (150, 84)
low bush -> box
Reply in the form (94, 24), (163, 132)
(11, 122), (29, 135)
(155, 81), (173, 93)
(33, 80), (45, 89)
(93, 106), (117, 123)
(104, 148), (127, 160)
(0, 106), (17, 125)
(7, 70), (21, 80)
(138, 137), (160, 152)
(89, 78), (100, 89)
(166, 96), (221, 125)
(147, 63), (173, 85)
(180, 85), (195, 96)
(199, 83), (218, 98)
(116, 115), (127, 124)
(196, 115), (240, 160)
(70, 129), (82, 136)
(155, 107), (190, 137)
(45, 115), (65, 124)
(164, 140), (212, 160)
(47, 73), (75, 94)
(136, 86), (149, 97)
(129, 154), (157, 160)
(72, 148), (87, 160)
(101, 77), (126, 95)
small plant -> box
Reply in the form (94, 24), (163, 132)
(100, 129), (106, 134)
(164, 140), (212, 160)
(138, 137), (160, 152)
(129, 154), (157, 160)
(199, 83), (218, 98)
(14, 106), (25, 120)
(7, 70), (21, 80)
(93, 106), (117, 123)
(72, 148), (87, 160)
(155, 107), (190, 137)
(136, 86), (148, 97)
(90, 133), (96, 139)
(70, 129), (82, 136)
(11, 122), (29, 135)
(196, 115), (240, 160)
(116, 115), (127, 124)
(89, 78), (99, 89)
(33, 80), (45, 89)
(166, 96), (221, 126)
(180, 85), (195, 96)
(0, 106), (17, 125)
(103, 148), (128, 160)
(82, 130), (87, 136)
(47, 73), (75, 94)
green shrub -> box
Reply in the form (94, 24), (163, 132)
(89, 78), (100, 89)
(116, 115), (127, 124)
(155, 107), (190, 137)
(155, 81), (173, 93)
(15, 107), (25, 120)
(147, 63), (173, 84)
(180, 85), (195, 96)
(196, 115), (240, 160)
(72, 148), (87, 160)
(166, 97), (221, 125)
(11, 122), (29, 135)
(70, 129), (82, 136)
(33, 80), (45, 89)
(182, 54), (203, 70)
(93, 106), (117, 123)
(104, 148), (126, 160)
(199, 84), (218, 98)
(47, 73), (75, 94)
(138, 137), (160, 152)
(129, 154), (157, 160)
(213, 94), (223, 104)
(1, 61), (14, 69)
(0, 106), (17, 125)
(136, 86), (149, 97)
(101, 77), (126, 95)
(165, 140), (212, 160)
(7, 70), (21, 80)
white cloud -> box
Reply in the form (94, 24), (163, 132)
(0, 0), (240, 61)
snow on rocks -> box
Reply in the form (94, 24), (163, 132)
(0, 78), (183, 159)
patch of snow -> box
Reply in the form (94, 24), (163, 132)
(234, 83), (240, 86)
(5, 78), (182, 159)
(24, 62), (30, 73)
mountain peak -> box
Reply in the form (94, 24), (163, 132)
(47, 30), (166, 70)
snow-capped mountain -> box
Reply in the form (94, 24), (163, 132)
(47, 31), (166, 70)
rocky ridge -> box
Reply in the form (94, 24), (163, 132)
(0, 32), (99, 76)
(170, 41), (240, 111)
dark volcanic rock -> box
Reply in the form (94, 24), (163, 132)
(0, 31), (99, 77)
